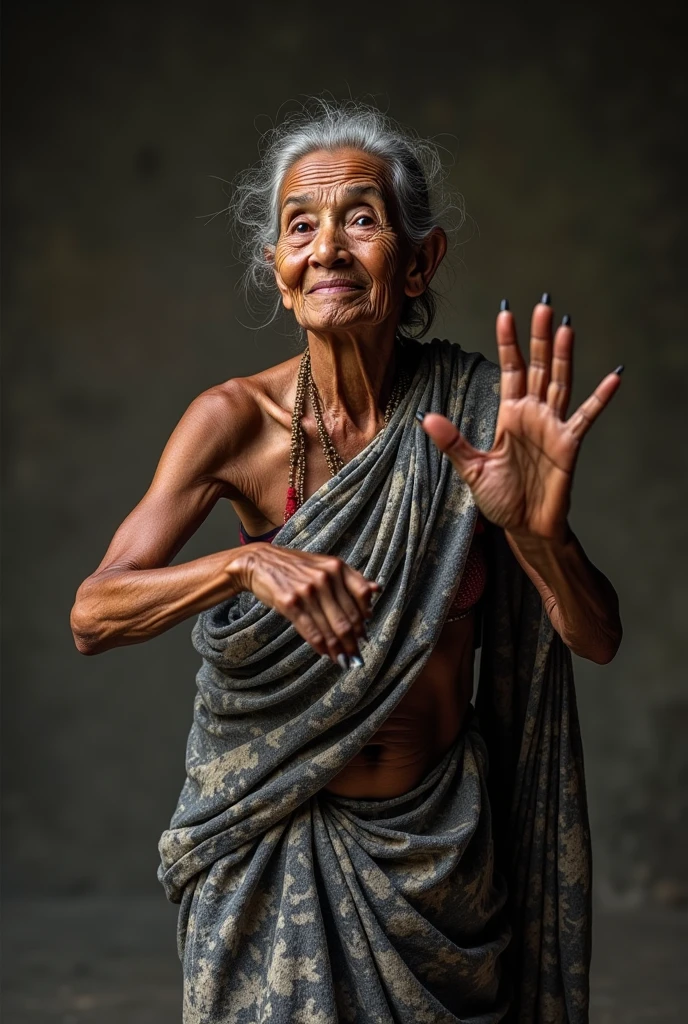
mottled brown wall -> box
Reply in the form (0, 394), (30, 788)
(3, 0), (686, 904)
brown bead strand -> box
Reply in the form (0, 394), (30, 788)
(284, 353), (310, 521)
(308, 369), (344, 477)
(284, 339), (412, 523)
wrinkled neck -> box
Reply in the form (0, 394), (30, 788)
(306, 322), (399, 434)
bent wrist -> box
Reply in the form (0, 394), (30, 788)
(505, 521), (575, 559)
(222, 542), (269, 595)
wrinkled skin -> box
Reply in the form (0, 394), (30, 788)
(70, 149), (448, 672)
(71, 146), (622, 800)
(269, 149), (446, 440)
(273, 148), (416, 332)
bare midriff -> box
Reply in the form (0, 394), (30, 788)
(323, 613), (477, 799)
(238, 515), (486, 802)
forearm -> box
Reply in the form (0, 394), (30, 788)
(70, 546), (251, 655)
(505, 526), (622, 664)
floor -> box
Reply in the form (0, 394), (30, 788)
(3, 898), (687, 1022)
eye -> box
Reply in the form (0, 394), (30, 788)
(353, 214), (374, 227)
(293, 221), (311, 234)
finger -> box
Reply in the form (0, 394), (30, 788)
(527, 299), (554, 401)
(342, 565), (379, 620)
(418, 412), (483, 481)
(328, 565), (368, 639)
(279, 580), (331, 658)
(317, 577), (363, 660)
(301, 588), (348, 664)
(290, 608), (332, 660)
(496, 307), (526, 400)
(546, 316), (574, 419)
(279, 567), (345, 663)
(567, 367), (623, 441)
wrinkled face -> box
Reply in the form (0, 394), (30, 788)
(272, 148), (411, 332)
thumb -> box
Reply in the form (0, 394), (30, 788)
(416, 412), (483, 478)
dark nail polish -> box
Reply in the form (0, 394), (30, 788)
(415, 411), (426, 423)
(614, 364), (625, 375)
(541, 292), (551, 305)
(500, 298), (509, 312)
(350, 654), (365, 668)
(562, 314), (572, 326)
(361, 625), (369, 640)
(337, 653), (350, 670)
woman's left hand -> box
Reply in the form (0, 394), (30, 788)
(419, 297), (623, 543)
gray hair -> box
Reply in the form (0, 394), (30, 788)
(228, 97), (464, 338)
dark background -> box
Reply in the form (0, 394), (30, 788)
(3, 0), (687, 1018)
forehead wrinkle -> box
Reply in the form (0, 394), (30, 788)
(282, 192), (314, 209)
(282, 183), (386, 211)
(342, 184), (386, 203)
(279, 151), (393, 210)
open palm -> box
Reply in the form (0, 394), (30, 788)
(420, 298), (622, 543)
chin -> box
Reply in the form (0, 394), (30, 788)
(293, 294), (383, 330)
(297, 304), (390, 333)
(296, 311), (375, 332)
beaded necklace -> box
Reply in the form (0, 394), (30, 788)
(284, 340), (412, 522)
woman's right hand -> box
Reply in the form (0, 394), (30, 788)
(227, 544), (380, 667)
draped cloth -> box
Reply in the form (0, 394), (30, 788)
(158, 339), (592, 1023)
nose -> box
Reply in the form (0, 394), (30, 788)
(308, 220), (352, 269)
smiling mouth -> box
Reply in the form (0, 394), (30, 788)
(308, 279), (365, 294)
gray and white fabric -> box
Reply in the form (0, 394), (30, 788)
(158, 339), (592, 1023)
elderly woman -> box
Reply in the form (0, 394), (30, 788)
(71, 100), (622, 1023)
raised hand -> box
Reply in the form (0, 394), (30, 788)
(418, 296), (623, 543)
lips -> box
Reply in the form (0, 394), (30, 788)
(308, 279), (365, 293)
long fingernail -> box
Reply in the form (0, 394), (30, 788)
(562, 313), (572, 326)
(350, 654), (365, 668)
(540, 292), (551, 305)
(337, 653), (350, 670)
(614, 364), (625, 375)
(415, 411), (426, 423)
(361, 625), (369, 640)
(499, 298), (509, 311)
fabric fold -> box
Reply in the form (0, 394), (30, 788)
(158, 338), (592, 1023)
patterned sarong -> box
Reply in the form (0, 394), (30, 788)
(158, 339), (592, 1023)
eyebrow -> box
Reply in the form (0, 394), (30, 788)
(281, 184), (386, 211)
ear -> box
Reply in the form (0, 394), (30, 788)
(403, 227), (447, 298)
(265, 245), (293, 311)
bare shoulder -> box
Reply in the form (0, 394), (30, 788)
(177, 350), (295, 443)
(164, 381), (254, 468)
(230, 351), (302, 429)
(169, 353), (301, 480)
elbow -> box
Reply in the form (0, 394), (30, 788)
(598, 612), (623, 665)
(70, 586), (110, 656)
(576, 623), (623, 666)
(72, 631), (105, 656)
(70, 608), (106, 656)
(73, 636), (104, 656)
(587, 644), (618, 666)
